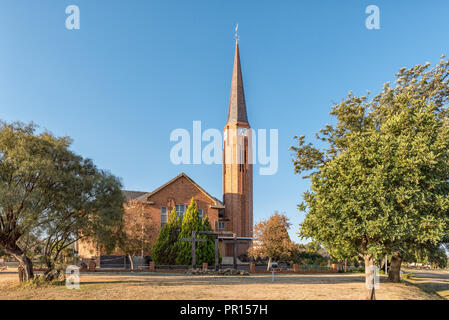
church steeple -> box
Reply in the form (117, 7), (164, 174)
(222, 32), (253, 257)
(227, 40), (249, 124)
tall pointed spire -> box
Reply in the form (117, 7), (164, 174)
(227, 38), (249, 124)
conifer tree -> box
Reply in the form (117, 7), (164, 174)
(197, 216), (218, 265)
(152, 207), (181, 265)
(175, 199), (216, 265)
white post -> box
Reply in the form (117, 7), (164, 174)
(272, 270), (275, 282)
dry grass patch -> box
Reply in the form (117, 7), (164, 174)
(0, 269), (439, 300)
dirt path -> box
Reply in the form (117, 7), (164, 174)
(0, 269), (438, 300)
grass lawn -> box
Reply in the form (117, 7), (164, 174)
(0, 268), (443, 300)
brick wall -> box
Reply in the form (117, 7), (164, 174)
(77, 175), (221, 258)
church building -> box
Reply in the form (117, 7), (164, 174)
(77, 38), (253, 261)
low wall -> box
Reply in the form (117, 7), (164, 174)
(70, 256), (341, 274)
(32, 268), (339, 274)
(252, 269), (337, 274)
(91, 264), (338, 274)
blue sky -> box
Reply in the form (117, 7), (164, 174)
(1, 0), (449, 242)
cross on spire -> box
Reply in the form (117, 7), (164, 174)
(235, 23), (239, 42)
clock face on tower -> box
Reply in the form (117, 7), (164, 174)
(238, 127), (247, 136)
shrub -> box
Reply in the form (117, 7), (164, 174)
(152, 207), (181, 265)
(175, 199), (216, 265)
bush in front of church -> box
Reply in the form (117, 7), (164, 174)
(152, 207), (182, 265)
(175, 198), (216, 266)
(197, 216), (220, 265)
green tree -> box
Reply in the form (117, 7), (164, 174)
(175, 199), (215, 266)
(0, 121), (125, 282)
(405, 243), (448, 269)
(152, 207), (182, 265)
(304, 241), (323, 253)
(289, 247), (327, 266)
(398, 236), (449, 271)
(196, 216), (217, 265)
(40, 171), (124, 280)
(291, 59), (449, 297)
(288, 242), (329, 266)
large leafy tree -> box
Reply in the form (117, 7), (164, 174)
(152, 207), (182, 265)
(402, 240), (448, 269)
(0, 121), (125, 282)
(291, 58), (449, 295)
(175, 199), (215, 266)
(39, 171), (124, 280)
(248, 212), (294, 270)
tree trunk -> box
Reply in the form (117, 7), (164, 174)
(128, 254), (134, 271)
(5, 247), (34, 283)
(43, 260), (61, 282)
(388, 251), (402, 283)
(379, 259), (385, 271)
(45, 268), (62, 282)
(44, 260), (54, 281)
(364, 254), (376, 300)
(267, 257), (272, 271)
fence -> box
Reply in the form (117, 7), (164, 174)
(99, 255), (131, 269)
(296, 265), (334, 271)
(85, 256), (338, 274)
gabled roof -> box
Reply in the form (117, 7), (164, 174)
(134, 172), (225, 209)
(122, 190), (148, 201)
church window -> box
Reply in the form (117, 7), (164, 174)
(198, 209), (203, 219)
(175, 204), (187, 220)
(161, 207), (168, 227)
(218, 222), (226, 230)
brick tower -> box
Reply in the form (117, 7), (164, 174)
(222, 39), (253, 256)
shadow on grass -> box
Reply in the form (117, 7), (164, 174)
(401, 270), (449, 300)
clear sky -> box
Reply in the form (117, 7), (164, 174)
(1, 0), (449, 242)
